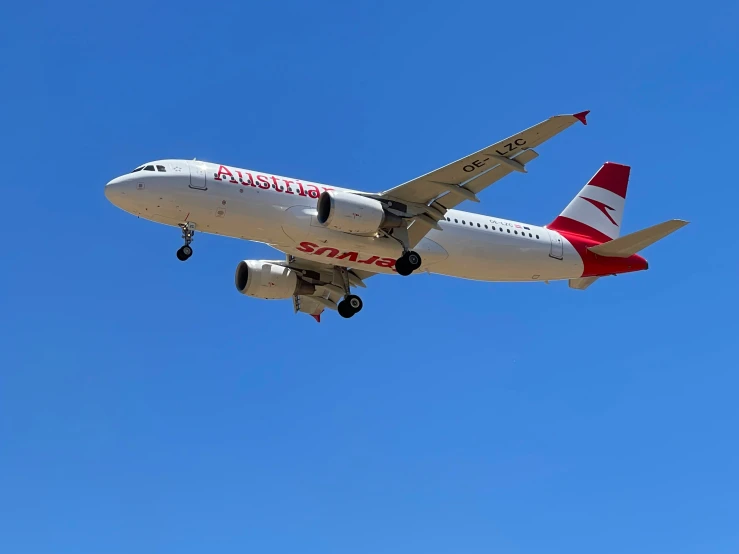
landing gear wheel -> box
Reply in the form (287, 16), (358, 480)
(338, 300), (354, 319)
(338, 294), (363, 318)
(395, 256), (412, 276)
(176, 245), (192, 261)
(395, 251), (422, 276)
(346, 294), (363, 313)
(406, 251), (422, 270)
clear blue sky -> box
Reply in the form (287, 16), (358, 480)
(2, 1), (738, 553)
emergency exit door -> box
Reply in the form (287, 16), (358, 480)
(547, 229), (564, 260)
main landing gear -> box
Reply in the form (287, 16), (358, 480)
(395, 250), (422, 276)
(338, 294), (363, 319)
(334, 248), (419, 318)
(176, 223), (195, 261)
(336, 268), (364, 319)
(382, 228), (422, 277)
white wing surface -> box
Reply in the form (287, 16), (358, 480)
(377, 111), (589, 246)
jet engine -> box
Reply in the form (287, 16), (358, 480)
(234, 261), (315, 300)
(316, 191), (404, 235)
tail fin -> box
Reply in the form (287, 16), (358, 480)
(548, 162), (630, 243)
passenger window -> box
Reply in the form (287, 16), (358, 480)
(470, 222), (473, 226)
(514, 230), (518, 234)
(156, 165), (166, 172)
(529, 233), (532, 237)
(477, 223), (480, 227)
(507, 229), (511, 233)
(484, 225), (488, 229)
(144, 165), (155, 171)
(455, 219), (458, 223)
(536, 235), (540, 239)
(499, 227), (503, 232)
(462, 220), (466, 224)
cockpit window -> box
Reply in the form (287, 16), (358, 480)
(156, 165), (166, 172)
(131, 165), (144, 173)
(144, 165), (155, 171)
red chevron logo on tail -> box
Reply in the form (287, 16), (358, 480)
(580, 196), (618, 226)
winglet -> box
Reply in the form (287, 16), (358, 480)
(573, 110), (590, 125)
(311, 313), (321, 323)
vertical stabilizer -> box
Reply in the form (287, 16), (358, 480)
(548, 162), (630, 243)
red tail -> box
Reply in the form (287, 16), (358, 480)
(548, 162), (630, 243)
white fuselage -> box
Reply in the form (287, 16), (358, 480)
(105, 159), (584, 282)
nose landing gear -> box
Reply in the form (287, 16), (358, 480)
(177, 223), (195, 261)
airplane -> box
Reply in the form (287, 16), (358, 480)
(104, 111), (688, 321)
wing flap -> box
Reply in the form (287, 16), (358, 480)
(293, 294), (327, 322)
(382, 113), (587, 247)
(405, 150), (541, 246)
(441, 149), (540, 205)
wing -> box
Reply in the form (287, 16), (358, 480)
(378, 111), (589, 246)
(280, 255), (376, 322)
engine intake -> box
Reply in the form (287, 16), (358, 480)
(316, 190), (403, 235)
(235, 261), (315, 300)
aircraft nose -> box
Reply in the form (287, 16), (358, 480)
(104, 175), (130, 203)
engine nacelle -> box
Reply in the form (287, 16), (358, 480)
(234, 260), (315, 300)
(316, 190), (403, 235)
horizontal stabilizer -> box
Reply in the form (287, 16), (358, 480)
(587, 219), (689, 258)
(569, 276), (600, 290)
